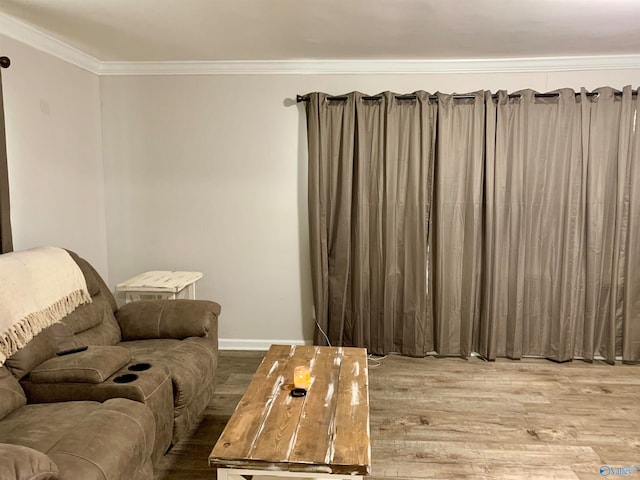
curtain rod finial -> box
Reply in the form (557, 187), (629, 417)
(296, 95), (309, 103)
(0, 57), (10, 69)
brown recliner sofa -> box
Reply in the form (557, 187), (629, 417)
(0, 250), (221, 479)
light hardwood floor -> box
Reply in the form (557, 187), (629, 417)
(154, 351), (640, 480)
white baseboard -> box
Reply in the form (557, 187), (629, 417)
(219, 338), (312, 351)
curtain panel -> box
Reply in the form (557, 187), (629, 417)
(580, 87), (624, 362)
(0, 68), (12, 254)
(304, 86), (640, 362)
(432, 92), (484, 357)
(481, 89), (584, 362)
(615, 87), (640, 362)
(306, 91), (436, 356)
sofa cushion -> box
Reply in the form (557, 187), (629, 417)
(0, 402), (100, 453)
(58, 297), (108, 336)
(0, 367), (26, 420)
(30, 346), (131, 384)
(71, 309), (122, 348)
(0, 443), (58, 480)
(47, 399), (155, 480)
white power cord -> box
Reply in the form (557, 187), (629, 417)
(367, 354), (387, 369)
(315, 318), (332, 347)
(315, 316), (387, 369)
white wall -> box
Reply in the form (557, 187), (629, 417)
(100, 68), (640, 346)
(0, 35), (109, 279)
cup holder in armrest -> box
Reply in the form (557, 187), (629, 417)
(128, 363), (152, 372)
(113, 373), (138, 384)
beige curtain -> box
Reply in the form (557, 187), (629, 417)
(306, 92), (355, 348)
(306, 91), (437, 356)
(480, 89), (584, 362)
(432, 92), (484, 357)
(580, 87), (622, 362)
(0, 68), (12, 254)
(615, 86), (640, 362)
(583, 86), (640, 363)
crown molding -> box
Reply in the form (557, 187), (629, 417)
(1, 10), (639, 76)
(94, 55), (640, 76)
(0, 12), (101, 74)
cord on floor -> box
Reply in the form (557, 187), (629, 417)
(315, 318), (387, 368)
(367, 354), (387, 369)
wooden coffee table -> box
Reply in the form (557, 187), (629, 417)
(209, 344), (371, 479)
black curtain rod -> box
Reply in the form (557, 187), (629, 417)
(0, 57), (10, 69)
(296, 90), (637, 103)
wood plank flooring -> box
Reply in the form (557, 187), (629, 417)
(154, 351), (640, 480)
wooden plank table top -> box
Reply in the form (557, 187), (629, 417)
(209, 344), (371, 476)
(115, 271), (203, 294)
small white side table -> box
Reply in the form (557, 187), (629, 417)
(115, 271), (203, 303)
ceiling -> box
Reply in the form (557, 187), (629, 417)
(0, 0), (639, 63)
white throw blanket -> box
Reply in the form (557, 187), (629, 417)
(0, 246), (92, 365)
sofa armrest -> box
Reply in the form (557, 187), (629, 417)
(115, 299), (221, 340)
(0, 443), (59, 480)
